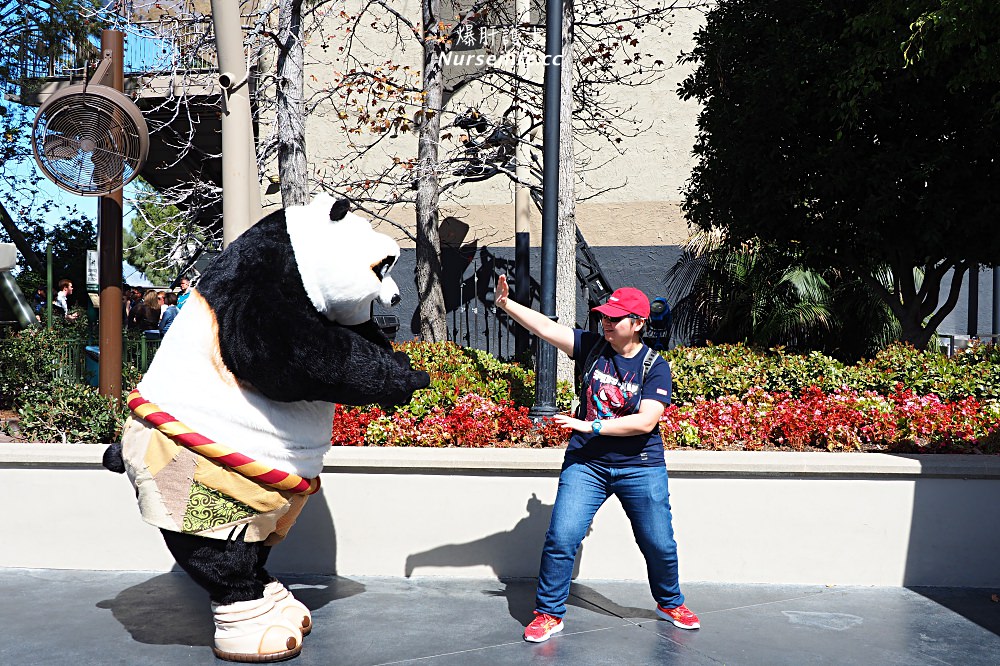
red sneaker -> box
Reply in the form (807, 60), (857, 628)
(523, 611), (564, 642)
(656, 603), (700, 629)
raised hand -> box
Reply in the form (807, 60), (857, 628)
(495, 274), (510, 309)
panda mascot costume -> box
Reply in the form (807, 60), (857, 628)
(104, 193), (429, 662)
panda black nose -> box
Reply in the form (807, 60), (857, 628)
(390, 294), (401, 307)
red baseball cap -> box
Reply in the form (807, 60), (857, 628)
(592, 287), (650, 319)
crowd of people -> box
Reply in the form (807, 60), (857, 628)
(39, 276), (192, 340)
(123, 276), (190, 339)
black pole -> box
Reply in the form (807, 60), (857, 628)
(529, 0), (562, 419)
(968, 265), (979, 339)
(514, 231), (530, 356)
(992, 266), (999, 341)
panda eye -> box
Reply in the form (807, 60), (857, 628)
(371, 256), (395, 280)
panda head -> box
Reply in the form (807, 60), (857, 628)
(285, 193), (402, 325)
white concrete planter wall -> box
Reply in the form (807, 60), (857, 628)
(3, 444), (999, 587)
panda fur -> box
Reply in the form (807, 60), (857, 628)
(133, 194), (426, 478)
(108, 194), (429, 661)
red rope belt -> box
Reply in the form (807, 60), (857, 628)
(127, 389), (321, 496)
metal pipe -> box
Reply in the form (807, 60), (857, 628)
(46, 243), (52, 330)
(212, 0), (261, 246)
(0, 271), (36, 329)
(529, 0), (562, 419)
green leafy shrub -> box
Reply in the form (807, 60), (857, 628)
(1, 327), (140, 443)
(666, 344), (846, 402)
(395, 341), (574, 416)
(14, 382), (129, 443)
(0, 328), (81, 410)
(666, 342), (1000, 405)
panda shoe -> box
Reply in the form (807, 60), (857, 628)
(211, 596), (303, 663)
(265, 580), (312, 637)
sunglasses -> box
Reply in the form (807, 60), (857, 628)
(601, 314), (640, 324)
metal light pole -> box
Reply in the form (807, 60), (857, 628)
(529, 0), (563, 419)
(992, 266), (999, 341)
(968, 265), (979, 338)
(97, 29), (124, 403)
(513, 0), (532, 358)
(212, 0), (262, 246)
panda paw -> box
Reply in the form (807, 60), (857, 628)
(102, 442), (126, 474)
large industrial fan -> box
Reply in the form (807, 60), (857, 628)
(32, 48), (149, 196)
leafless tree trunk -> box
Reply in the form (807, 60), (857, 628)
(415, 0), (448, 341)
(556, 0), (577, 386)
(276, 0), (309, 206)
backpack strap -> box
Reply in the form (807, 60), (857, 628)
(576, 338), (609, 419)
(640, 346), (658, 386)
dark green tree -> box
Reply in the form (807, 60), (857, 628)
(124, 183), (207, 286)
(904, 0), (1000, 97)
(678, 0), (1000, 349)
(665, 231), (834, 351)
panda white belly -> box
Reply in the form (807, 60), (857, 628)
(136, 291), (335, 479)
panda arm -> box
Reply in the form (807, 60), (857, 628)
(229, 314), (429, 406)
(198, 211), (428, 406)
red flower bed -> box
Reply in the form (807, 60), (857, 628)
(660, 385), (1000, 453)
(331, 394), (570, 448)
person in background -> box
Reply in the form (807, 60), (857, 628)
(133, 289), (161, 334)
(158, 292), (179, 337)
(126, 287), (145, 329)
(33, 287), (47, 321)
(176, 276), (191, 309)
(54, 279), (79, 322)
(494, 275), (700, 643)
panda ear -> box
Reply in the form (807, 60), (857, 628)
(330, 198), (350, 221)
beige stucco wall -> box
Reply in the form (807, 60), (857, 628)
(255, 3), (704, 248)
(5, 445), (1000, 587)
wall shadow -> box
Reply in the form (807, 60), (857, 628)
(270, 486), (339, 575)
(404, 493), (571, 579)
(406, 493), (604, 624)
(904, 587), (1000, 637)
(902, 464), (1000, 636)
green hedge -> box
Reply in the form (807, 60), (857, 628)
(0, 328), (139, 443)
(667, 342), (1000, 404)
(6, 329), (1000, 445)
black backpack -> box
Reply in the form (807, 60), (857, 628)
(575, 339), (661, 419)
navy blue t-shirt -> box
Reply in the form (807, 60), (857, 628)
(566, 329), (671, 467)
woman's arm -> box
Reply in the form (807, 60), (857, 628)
(494, 274), (575, 356)
(553, 399), (666, 435)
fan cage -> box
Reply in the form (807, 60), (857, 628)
(32, 86), (149, 196)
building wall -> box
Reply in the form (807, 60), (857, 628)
(252, 4), (705, 337)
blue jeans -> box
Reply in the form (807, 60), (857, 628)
(534, 459), (685, 617)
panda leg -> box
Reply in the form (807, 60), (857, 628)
(160, 529), (303, 662)
(160, 528), (266, 604)
(256, 544), (313, 637)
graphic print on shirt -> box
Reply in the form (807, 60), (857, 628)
(585, 358), (641, 420)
